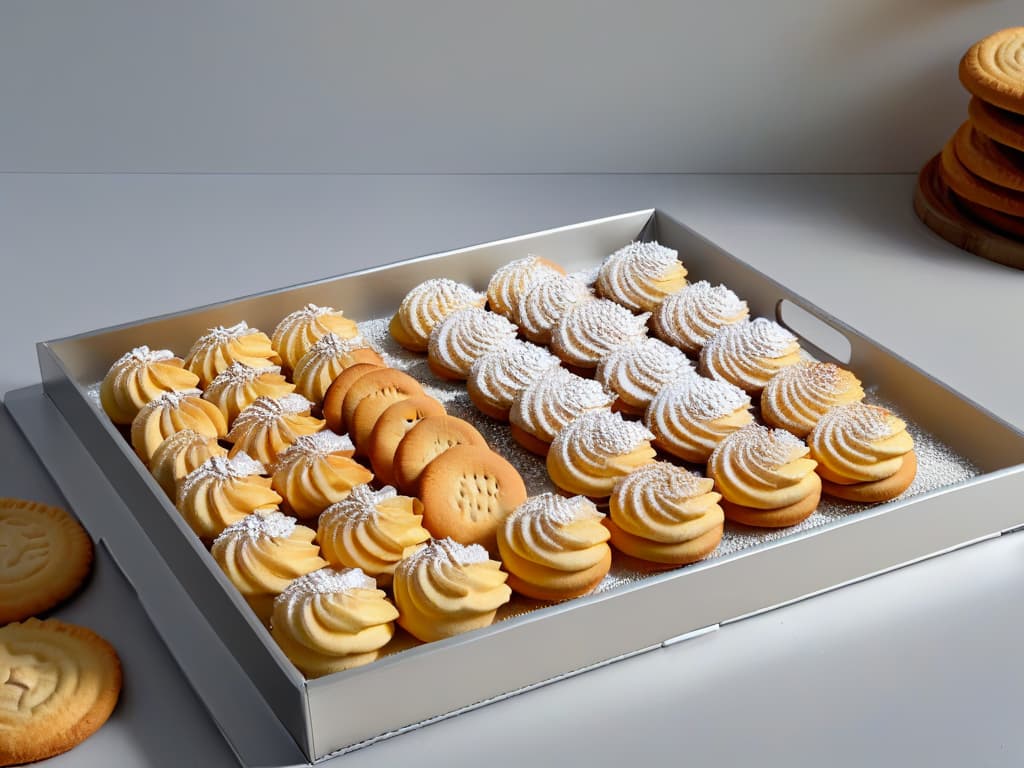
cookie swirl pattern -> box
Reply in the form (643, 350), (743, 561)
(391, 278), (485, 352)
(202, 363), (295, 425)
(131, 390), (228, 465)
(272, 304), (359, 371)
(509, 368), (615, 447)
(595, 337), (695, 413)
(176, 453), (281, 540)
(100, 346), (200, 424)
(271, 432), (373, 519)
(227, 394), (324, 466)
(427, 307), (518, 380)
(550, 298), (650, 370)
(652, 281), (749, 354)
(596, 241), (688, 312)
(184, 322), (281, 388)
(700, 318), (802, 395)
(486, 255), (564, 323)
(760, 361), (865, 438)
(517, 274), (593, 344)
(644, 376), (753, 463)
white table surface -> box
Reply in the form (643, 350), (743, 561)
(2, 172), (1023, 767)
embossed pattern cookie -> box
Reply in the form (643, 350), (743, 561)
(0, 499), (94, 624)
(0, 618), (121, 766)
(959, 27), (1024, 115)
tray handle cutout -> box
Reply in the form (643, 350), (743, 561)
(775, 299), (852, 365)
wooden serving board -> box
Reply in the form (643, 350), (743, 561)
(914, 154), (1024, 270)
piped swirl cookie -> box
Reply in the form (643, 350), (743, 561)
(226, 394), (324, 466)
(270, 567), (398, 678)
(271, 432), (372, 519)
(0, 618), (121, 766)
(595, 337), (696, 415)
(708, 424), (821, 528)
(808, 403), (917, 503)
(175, 453), (281, 541)
(509, 368), (615, 456)
(517, 274), (593, 345)
(496, 493), (611, 601)
(0, 499), (94, 624)
(292, 333), (384, 405)
(271, 304), (359, 371)
(184, 322), (281, 388)
(605, 462), (723, 566)
(418, 445), (528, 552)
(596, 241), (688, 312)
(211, 511), (327, 624)
(392, 538), (511, 642)
(760, 361), (865, 438)
(550, 298), (650, 373)
(100, 346), (200, 425)
(130, 390), (228, 465)
(390, 278), (485, 352)
(652, 281), (749, 355)
(546, 410), (657, 502)
(486, 255), (565, 323)
(202, 363), (295, 425)
(700, 318), (802, 395)
(467, 340), (561, 421)
(644, 376), (754, 464)
(427, 307), (518, 381)
(149, 428), (227, 497)
(317, 484), (431, 587)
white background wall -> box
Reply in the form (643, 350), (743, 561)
(0, 0), (1019, 173)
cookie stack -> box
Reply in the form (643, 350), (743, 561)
(915, 26), (1024, 269)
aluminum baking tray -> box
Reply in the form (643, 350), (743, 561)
(17, 209), (1024, 763)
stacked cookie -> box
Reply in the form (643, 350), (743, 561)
(918, 27), (1024, 263)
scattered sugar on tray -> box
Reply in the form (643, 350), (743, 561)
(280, 567), (377, 599)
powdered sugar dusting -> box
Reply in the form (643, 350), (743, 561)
(216, 510), (296, 543)
(654, 377), (749, 421)
(305, 332), (370, 359)
(236, 394), (315, 425)
(279, 566), (377, 599)
(558, 410), (654, 456)
(510, 493), (597, 526)
(722, 423), (805, 468)
(706, 317), (798, 359)
(618, 461), (706, 499)
(148, 388), (203, 408)
(283, 431), (355, 458)
(817, 402), (896, 442)
(114, 345), (176, 366)
(404, 537), (490, 567)
(207, 362), (282, 388)
(180, 451), (267, 495)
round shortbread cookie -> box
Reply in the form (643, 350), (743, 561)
(0, 618), (121, 766)
(339, 369), (424, 437)
(393, 415), (487, 494)
(940, 139), (1024, 216)
(365, 396), (447, 487)
(953, 121), (1024, 192)
(969, 97), (1024, 153)
(0, 499), (93, 625)
(959, 28), (1024, 115)
(719, 475), (822, 529)
(819, 451), (917, 503)
(322, 363), (385, 434)
(418, 445), (528, 552)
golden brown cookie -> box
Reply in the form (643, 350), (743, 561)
(0, 499), (94, 624)
(392, 415), (487, 494)
(940, 138), (1024, 216)
(0, 618), (121, 766)
(719, 480), (822, 529)
(322, 362), (386, 434)
(365, 396), (448, 487)
(819, 451), (918, 503)
(953, 121), (1024, 192)
(968, 96), (1024, 152)
(339, 368), (424, 440)
(418, 445), (528, 552)
(959, 28), (1024, 115)
(350, 385), (422, 454)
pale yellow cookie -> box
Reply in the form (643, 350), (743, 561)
(0, 618), (121, 766)
(0, 499), (93, 624)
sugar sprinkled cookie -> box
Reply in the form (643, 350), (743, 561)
(0, 499), (93, 625)
(0, 618), (121, 766)
(959, 27), (1024, 116)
